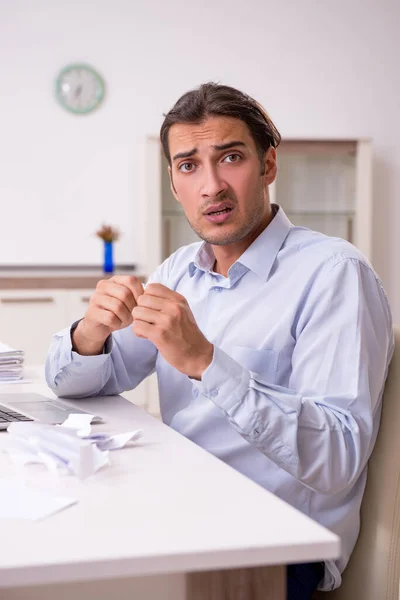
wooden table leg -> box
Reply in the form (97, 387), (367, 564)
(186, 564), (286, 600)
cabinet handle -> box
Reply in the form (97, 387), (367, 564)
(81, 296), (92, 303)
(0, 297), (55, 304)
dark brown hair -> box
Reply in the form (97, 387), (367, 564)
(160, 82), (281, 165)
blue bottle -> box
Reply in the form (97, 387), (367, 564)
(103, 241), (114, 273)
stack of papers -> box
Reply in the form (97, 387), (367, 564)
(0, 342), (25, 382)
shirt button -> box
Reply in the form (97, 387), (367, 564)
(214, 287), (222, 292)
(209, 389), (219, 398)
(193, 389), (199, 399)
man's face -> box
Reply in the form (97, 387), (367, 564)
(168, 116), (277, 246)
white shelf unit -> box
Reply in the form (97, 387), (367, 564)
(270, 139), (372, 259)
(143, 137), (372, 274)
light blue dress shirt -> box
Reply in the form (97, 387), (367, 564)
(46, 205), (393, 591)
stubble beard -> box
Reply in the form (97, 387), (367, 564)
(187, 192), (266, 246)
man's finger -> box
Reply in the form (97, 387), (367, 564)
(132, 319), (154, 340)
(144, 283), (182, 301)
(110, 275), (145, 302)
(99, 281), (136, 313)
(132, 306), (160, 325)
(136, 294), (166, 311)
(95, 294), (133, 327)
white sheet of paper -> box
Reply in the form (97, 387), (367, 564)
(5, 447), (59, 475)
(4, 422), (108, 479)
(95, 429), (143, 451)
(0, 479), (77, 520)
(60, 413), (95, 436)
(2, 417), (142, 481)
(62, 415), (144, 451)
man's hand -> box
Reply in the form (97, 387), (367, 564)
(132, 284), (213, 380)
(72, 276), (144, 355)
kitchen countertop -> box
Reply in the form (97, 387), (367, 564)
(0, 267), (147, 290)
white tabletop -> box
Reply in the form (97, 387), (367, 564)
(0, 368), (340, 587)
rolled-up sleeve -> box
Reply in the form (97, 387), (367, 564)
(192, 258), (394, 495)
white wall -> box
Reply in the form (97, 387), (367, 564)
(1, 0), (400, 319)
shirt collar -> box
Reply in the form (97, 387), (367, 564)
(189, 204), (292, 281)
(189, 243), (215, 277)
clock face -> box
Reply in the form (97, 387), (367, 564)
(55, 64), (105, 114)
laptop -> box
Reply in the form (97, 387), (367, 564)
(0, 393), (103, 431)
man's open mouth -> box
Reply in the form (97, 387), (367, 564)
(204, 201), (234, 216)
(206, 207), (233, 216)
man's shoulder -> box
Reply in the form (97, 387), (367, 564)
(285, 226), (372, 272)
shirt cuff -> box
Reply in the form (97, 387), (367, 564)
(53, 322), (111, 372)
(191, 345), (250, 412)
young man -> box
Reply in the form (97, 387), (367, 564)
(46, 83), (393, 599)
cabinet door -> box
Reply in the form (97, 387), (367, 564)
(274, 139), (372, 260)
(0, 290), (69, 364)
(67, 289), (94, 325)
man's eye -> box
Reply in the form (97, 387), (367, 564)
(179, 162), (195, 173)
(223, 154), (241, 163)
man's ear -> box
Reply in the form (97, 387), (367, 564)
(262, 147), (277, 185)
(168, 166), (180, 203)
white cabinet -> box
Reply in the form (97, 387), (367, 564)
(0, 288), (160, 416)
(0, 290), (70, 365)
(0, 289), (92, 365)
(67, 289), (93, 325)
(270, 139), (372, 259)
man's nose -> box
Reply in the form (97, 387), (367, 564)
(200, 165), (228, 198)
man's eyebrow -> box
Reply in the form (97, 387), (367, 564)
(172, 148), (197, 161)
(212, 141), (246, 151)
(172, 141), (246, 161)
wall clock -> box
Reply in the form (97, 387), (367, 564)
(55, 63), (105, 114)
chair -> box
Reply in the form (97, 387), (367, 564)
(314, 325), (400, 599)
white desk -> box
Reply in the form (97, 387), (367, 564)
(0, 368), (340, 599)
